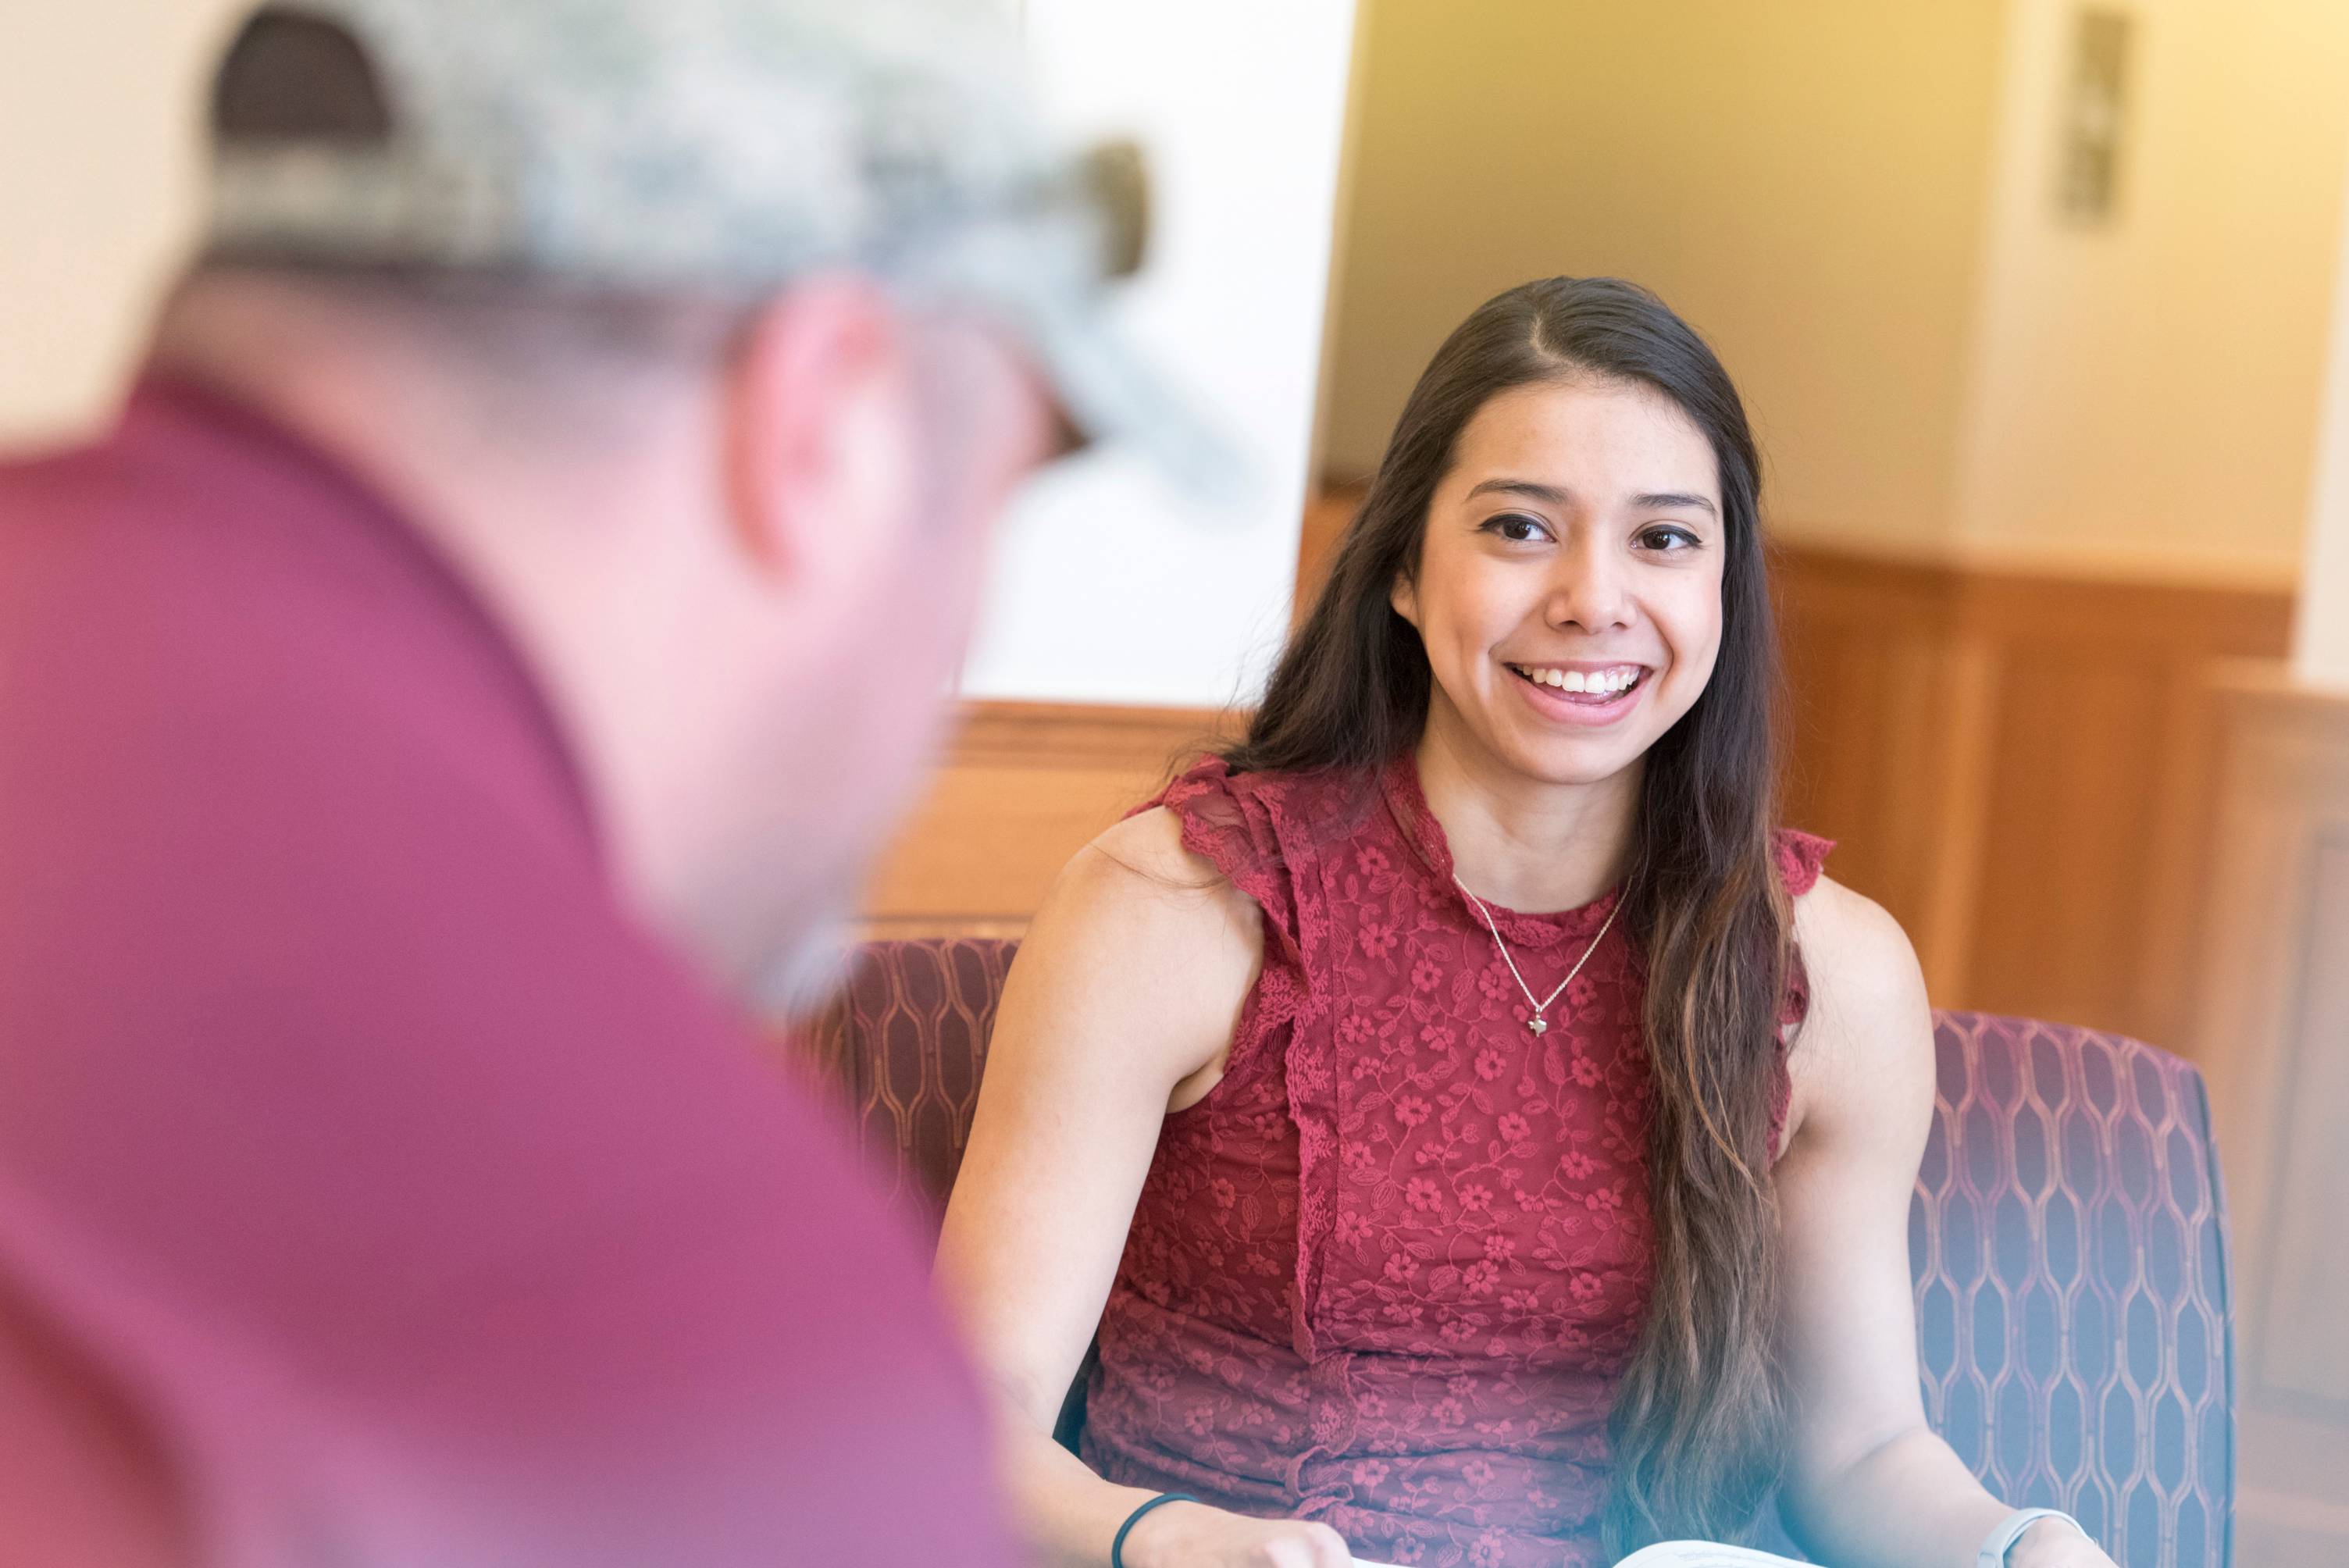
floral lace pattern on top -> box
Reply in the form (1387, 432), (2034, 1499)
(1080, 754), (1832, 1568)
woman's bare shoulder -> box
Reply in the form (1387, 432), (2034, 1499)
(986, 808), (1265, 1107)
(1053, 807), (1257, 931)
(1794, 872), (1922, 1017)
(1786, 871), (1934, 1141)
(1085, 804), (1215, 883)
(1019, 807), (1263, 1003)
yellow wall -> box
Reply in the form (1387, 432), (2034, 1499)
(1321, 0), (2011, 553)
(1324, 0), (2349, 585)
(0, 0), (246, 451)
(1951, 0), (2349, 589)
(2299, 113), (2349, 687)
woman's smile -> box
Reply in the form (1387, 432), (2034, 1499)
(1502, 660), (1652, 725)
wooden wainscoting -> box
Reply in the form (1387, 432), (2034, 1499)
(2188, 672), (2349, 1566)
(1775, 547), (2294, 1052)
(857, 700), (1236, 939)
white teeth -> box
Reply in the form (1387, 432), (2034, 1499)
(1516, 665), (1641, 695)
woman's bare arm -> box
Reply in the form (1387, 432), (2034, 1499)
(934, 807), (1354, 1568)
(1773, 876), (2112, 1568)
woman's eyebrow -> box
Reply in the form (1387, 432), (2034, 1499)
(1634, 490), (1719, 516)
(1625, 490), (1719, 514)
(1463, 478), (1570, 505)
(1463, 478), (1720, 518)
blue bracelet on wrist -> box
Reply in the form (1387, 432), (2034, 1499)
(1111, 1491), (1199, 1568)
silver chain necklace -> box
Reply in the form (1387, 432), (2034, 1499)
(1452, 872), (1622, 1035)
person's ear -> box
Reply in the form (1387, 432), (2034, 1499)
(722, 274), (919, 593)
(1390, 568), (1420, 629)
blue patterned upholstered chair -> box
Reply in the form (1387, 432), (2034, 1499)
(799, 939), (2237, 1568)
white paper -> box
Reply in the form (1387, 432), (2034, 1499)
(1614, 1543), (1809, 1567)
(1356, 1538), (1805, 1567)
(1353, 1539), (1785, 1568)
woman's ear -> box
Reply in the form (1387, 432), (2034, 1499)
(1389, 570), (1420, 629)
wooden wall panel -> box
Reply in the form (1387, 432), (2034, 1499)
(1774, 550), (1991, 1000)
(1774, 548), (2293, 1050)
(2188, 675), (2349, 1567)
(1967, 660), (2162, 1022)
(857, 701), (1235, 939)
(1957, 575), (2292, 1046)
(2255, 831), (2349, 1404)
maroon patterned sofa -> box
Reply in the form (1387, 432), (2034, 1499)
(799, 938), (2236, 1568)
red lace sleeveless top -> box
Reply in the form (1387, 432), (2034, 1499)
(1078, 753), (1832, 1568)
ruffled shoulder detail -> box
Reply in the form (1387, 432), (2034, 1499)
(1773, 828), (1834, 1032)
(1773, 827), (1834, 900)
(1769, 828), (1834, 1164)
(1773, 829), (1834, 1033)
(1137, 757), (1300, 971)
(1132, 757), (1344, 1080)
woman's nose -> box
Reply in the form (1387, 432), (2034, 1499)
(1545, 543), (1634, 633)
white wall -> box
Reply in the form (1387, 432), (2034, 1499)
(0, 0), (247, 449)
(960, 0), (1358, 709)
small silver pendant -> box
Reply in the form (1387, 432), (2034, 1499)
(1527, 1016), (1548, 1035)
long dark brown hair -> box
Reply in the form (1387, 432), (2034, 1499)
(1227, 277), (1792, 1552)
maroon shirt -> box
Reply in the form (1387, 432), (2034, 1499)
(0, 379), (1014, 1566)
(1082, 754), (1827, 1567)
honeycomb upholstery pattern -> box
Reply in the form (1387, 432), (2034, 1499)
(797, 939), (2236, 1568)
(1904, 1013), (2233, 1568)
(795, 936), (1016, 1216)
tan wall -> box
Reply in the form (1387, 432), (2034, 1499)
(1324, 0), (2349, 586)
(1319, 0), (2010, 554)
(1951, 0), (2349, 588)
(0, 0), (246, 451)
(2298, 115), (2349, 686)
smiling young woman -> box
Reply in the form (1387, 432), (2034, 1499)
(935, 279), (2116, 1568)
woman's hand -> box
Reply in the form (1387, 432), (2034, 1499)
(1120, 1499), (1356, 1568)
(2008, 1516), (2119, 1568)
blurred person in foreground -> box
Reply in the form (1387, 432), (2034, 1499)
(0, 1), (1193, 1563)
